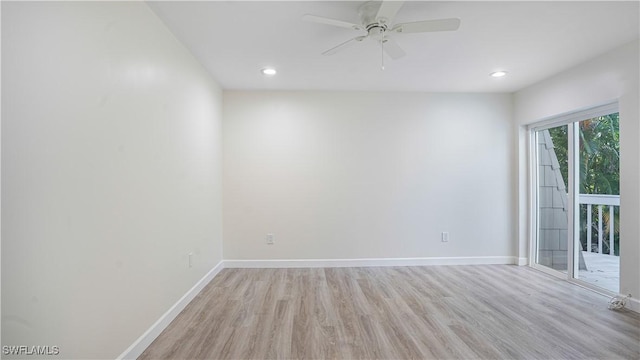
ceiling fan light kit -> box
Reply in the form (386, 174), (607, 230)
(302, 0), (461, 68)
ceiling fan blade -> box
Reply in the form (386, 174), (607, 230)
(375, 0), (405, 25)
(393, 18), (461, 33)
(302, 14), (362, 30)
(381, 38), (406, 59)
(322, 36), (366, 56)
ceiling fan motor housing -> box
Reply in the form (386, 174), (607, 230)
(367, 24), (387, 41)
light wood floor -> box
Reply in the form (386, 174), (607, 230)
(139, 265), (640, 359)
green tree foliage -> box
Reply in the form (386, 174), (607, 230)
(548, 125), (568, 190)
(547, 114), (619, 195)
(578, 114), (619, 195)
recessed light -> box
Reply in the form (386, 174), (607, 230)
(490, 71), (508, 78)
(261, 68), (277, 76)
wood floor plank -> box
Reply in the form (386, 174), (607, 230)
(139, 265), (640, 360)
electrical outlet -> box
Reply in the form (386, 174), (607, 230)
(266, 233), (275, 245)
(441, 232), (449, 242)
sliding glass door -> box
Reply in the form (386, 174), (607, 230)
(531, 104), (620, 294)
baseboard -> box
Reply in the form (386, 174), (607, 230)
(517, 257), (528, 266)
(626, 296), (640, 313)
(117, 261), (225, 360)
(224, 256), (518, 268)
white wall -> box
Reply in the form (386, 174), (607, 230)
(223, 91), (514, 261)
(514, 40), (640, 300)
(1, 2), (223, 358)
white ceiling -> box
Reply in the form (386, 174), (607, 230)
(148, 1), (639, 93)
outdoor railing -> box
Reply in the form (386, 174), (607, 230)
(579, 194), (620, 256)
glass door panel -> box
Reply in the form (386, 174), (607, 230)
(574, 114), (620, 293)
(535, 125), (569, 273)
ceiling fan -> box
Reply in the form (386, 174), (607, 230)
(303, 0), (460, 66)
